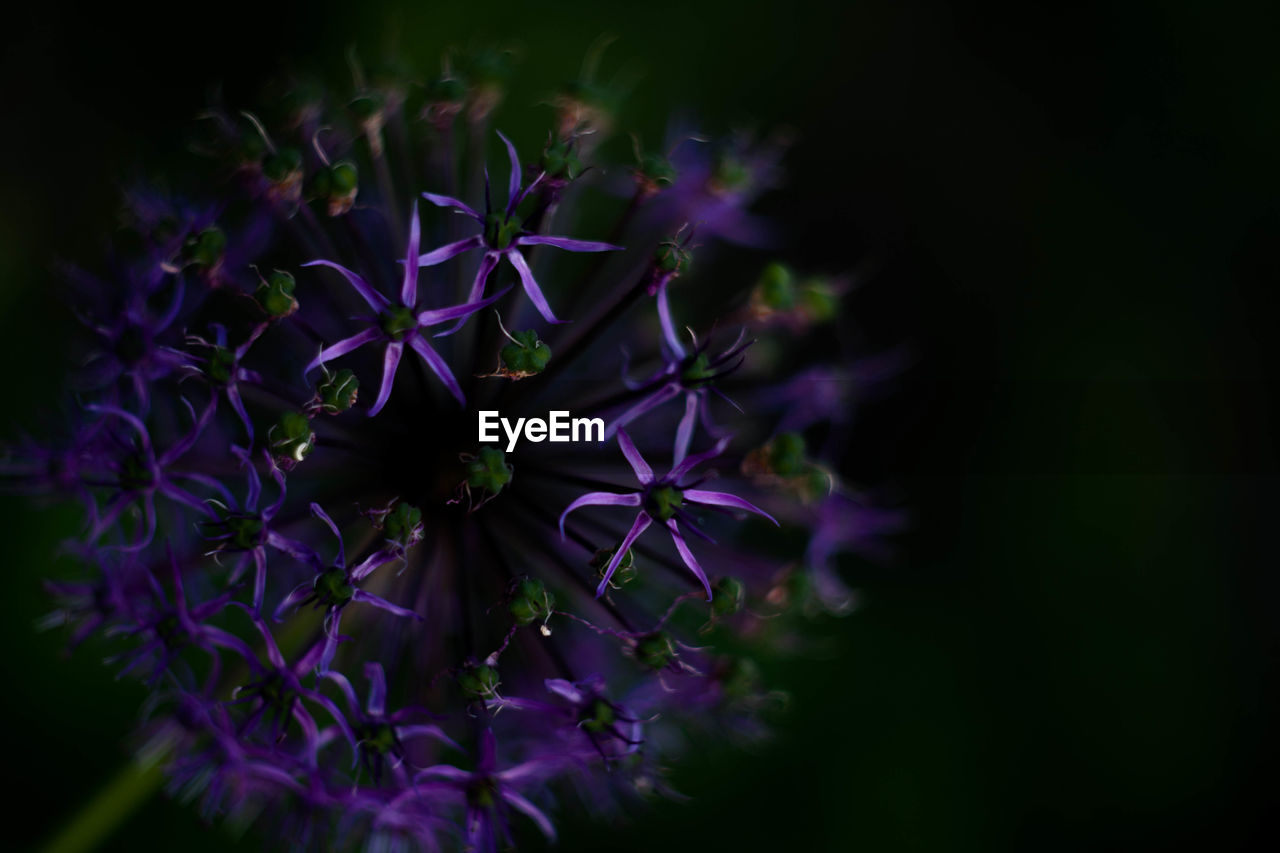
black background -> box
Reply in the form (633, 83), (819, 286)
(2, 1), (1275, 849)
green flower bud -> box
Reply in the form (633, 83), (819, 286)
(466, 447), (513, 496)
(205, 346), (236, 385)
(579, 698), (616, 733)
(270, 411), (315, 465)
(654, 241), (691, 276)
(755, 262), (795, 311)
(255, 270), (298, 318)
(381, 501), (423, 549)
(633, 631), (676, 671)
(184, 226), (226, 269)
(798, 278), (838, 322)
(457, 662), (500, 701)
(541, 138), (583, 181)
(314, 368), (359, 414)
(769, 432), (807, 476)
(508, 577), (555, 627)
(263, 147), (303, 184)
(711, 576), (746, 618)
(499, 329), (551, 377)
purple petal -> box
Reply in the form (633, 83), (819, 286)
(251, 548), (268, 612)
(558, 491), (642, 538)
(353, 589), (422, 621)
(420, 191), (482, 222)
(672, 393), (700, 467)
(305, 327), (381, 375)
(401, 200), (421, 307)
(544, 679), (584, 704)
(683, 489), (779, 525)
(506, 250), (564, 325)
(322, 670), (362, 717)
(665, 518), (713, 600)
(310, 502), (345, 568)
(368, 342), (405, 416)
(615, 429), (655, 485)
(407, 336), (465, 406)
(302, 260), (390, 312)
(514, 235), (623, 253)
(595, 512), (652, 598)
(266, 531), (320, 569)
(604, 384), (682, 439)
(435, 252), (501, 337)
(225, 384), (253, 445)
(497, 130), (523, 214)
(656, 284), (686, 358)
(668, 435), (731, 482)
(417, 234), (485, 267)
(416, 285), (511, 327)
(274, 582), (313, 622)
(363, 662), (387, 717)
(397, 724), (461, 752)
(502, 790), (557, 842)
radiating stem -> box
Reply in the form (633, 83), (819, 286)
(39, 757), (165, 853)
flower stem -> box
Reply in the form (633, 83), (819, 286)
(39, 758), (165, 853)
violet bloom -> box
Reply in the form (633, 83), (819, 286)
(608, 327), (752, 465)
(202, 447), (319, 613)
(417, 130), (621, 328)
(183, 322), (267, 443)
(303, 201), (505, 412)
(83, 401), (218, 551)
(559, 429), (778, 600)
(321, 662), (459, 785)
(274, 502), (422, 673)
(410, 729), (562, 850)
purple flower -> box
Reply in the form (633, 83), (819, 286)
(274, 503), (423, 673)
(303, 201), (507, 412)
(182, 322), (267, 443)
(559, 429), (778, 600)
(608, 327), (752, 465)
(418, 130), (622, 328)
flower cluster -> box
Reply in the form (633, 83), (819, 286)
(10, 48), (900, 851)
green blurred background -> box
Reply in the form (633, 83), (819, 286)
(2, 1), (1275, 849)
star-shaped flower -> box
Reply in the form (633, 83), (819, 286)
(418, 130), (622, 329)
(559, 429), (777, 600)
(303, 201), (506, 413)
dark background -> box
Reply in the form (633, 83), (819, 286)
(2, 1), (1275, 850)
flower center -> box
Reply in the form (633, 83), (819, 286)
(484, 212), (522, 250)
(313, 568), (355, 607)
(380, 306), (418, 341)
(644, 485), (684, 521)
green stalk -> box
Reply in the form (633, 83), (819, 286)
(39, 758), (165, 853)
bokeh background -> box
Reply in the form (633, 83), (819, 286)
(2, 1), (1275, 849)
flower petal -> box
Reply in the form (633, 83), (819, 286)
(401, 200), (421, 307)
(302, 260), (390, 312)
(368, 342), (405, 416)
(665, 518), (713, 600)
(497, 129), (523, 214)
(421, 191), (481, 222)
(435, 252), (501, 337)
(683, 489), (779, 525)
(416, 285), (511, 327)
(407, 335), (465, 406)
(353, 589), (422, 621)
(668, 435), (731, 482)
(558, 491), (642, 538)
(305, 327), (382, 375)
(615, 428), (655, 485)
(506, 249), (564, 325)
(417, 234), (485, 267)
(596, 512), (652, 598)
(514, 235), (623, 253)
(672, 392), (700, 467)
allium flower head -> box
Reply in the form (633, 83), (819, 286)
(7, 45), (901, 851)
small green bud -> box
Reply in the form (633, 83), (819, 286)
(711, 576), (746, 618)
(769, 432), (807, 476)
(798, 279), (838, 322)
(638, 153), (676, 189)
(184, 226), (226, 269)
(314, 368), (359, 414)
(466, 447), (513, 496)
(457, 662), (500, 701)
(270, 411), (315, 465)
(755, 262), (795, 311)
(541, 138), (582, 181)
(381, 501), (423, 549)
(498, 329), (551, 377)
(349, 92), (385, 122)
(263, 148), (303, 184)
(255, 270), (298, 318)
(654, 241), (691, 276)
(508, 577), (555, 627)
(223, 514), (265, 550)
(633, 631), (676, 671)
